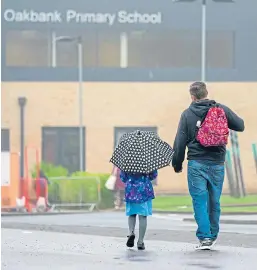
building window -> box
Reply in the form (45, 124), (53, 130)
(5, 29), (120, 68)
(128, 30), (201, 68)
(127, 30), (235, 69)
(4, 29), (234, 69)
(114, 127), (158, 148)
(55, 34), (78, 67)
(55, 30), (120, 67)
(5, 30), (50, 67)
(207, 31), (235, 68)
(42, 127), (86, 173)
(97, 31), (120, 67)
(1, 129), (10, 152)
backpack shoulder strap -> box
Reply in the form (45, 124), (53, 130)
(200, 101), (219, 121)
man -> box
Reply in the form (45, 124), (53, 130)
(172, 82), (244, 250)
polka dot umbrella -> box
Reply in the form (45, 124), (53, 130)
(110, 130), (174, 174)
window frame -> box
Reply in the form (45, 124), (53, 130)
(42, 126), (86, 173)
(5, 30), (51, 67)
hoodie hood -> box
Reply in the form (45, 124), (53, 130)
(189, 99), (216, 118)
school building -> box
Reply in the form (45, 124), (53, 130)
(1, 0), (257, 193)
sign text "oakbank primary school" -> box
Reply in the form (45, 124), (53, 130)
(3, 9), (163, 25)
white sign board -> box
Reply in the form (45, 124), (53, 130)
(1, 152), (10, 186)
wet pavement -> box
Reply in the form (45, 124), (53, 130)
(2, 228), (257, 270)
(1, 212), (257, 269)
(2, 212), (257, 233)
(2, 212), (257, 248)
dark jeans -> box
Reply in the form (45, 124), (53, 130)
(187, 160), (225, 240)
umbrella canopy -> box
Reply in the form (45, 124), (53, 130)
(110, 130), (174, 174)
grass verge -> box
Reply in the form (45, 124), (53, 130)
(153, 195), (257, 213)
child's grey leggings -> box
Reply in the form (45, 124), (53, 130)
(128, 215), (147, 244)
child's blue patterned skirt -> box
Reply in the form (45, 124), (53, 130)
(126, 199), (152, 216)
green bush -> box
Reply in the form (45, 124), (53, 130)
(31, 162), (68, 178)
(70, 171), (114, 209)
(32, 163), (114, 209)
(48, 182), (61, 204)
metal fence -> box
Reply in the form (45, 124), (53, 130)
(48, 176), (101, 211)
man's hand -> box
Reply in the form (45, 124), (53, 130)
(173, 165), (183, 173)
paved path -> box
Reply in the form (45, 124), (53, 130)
(2, 212), (257, 248)
(2, 212), (257, 269)
(2, 228), (257, 270)
(2, 212), (257, 235)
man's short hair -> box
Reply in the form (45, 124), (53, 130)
(189, 81), (208, 100)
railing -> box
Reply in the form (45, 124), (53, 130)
(48, 176), (101, 212)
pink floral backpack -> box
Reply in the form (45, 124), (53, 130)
(196, 104), (229, 147)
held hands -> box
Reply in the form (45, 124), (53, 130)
(173, 165), (183, 173)
(170, 161), (182, 173)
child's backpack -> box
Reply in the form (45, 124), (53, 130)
(196, 104), (229, 147)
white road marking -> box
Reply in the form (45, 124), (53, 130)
(22, 231), (32, 234)
(152, 214), (184, 221)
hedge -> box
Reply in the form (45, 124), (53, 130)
(32, 163), (114, 209)
(48, 172), (114, 209)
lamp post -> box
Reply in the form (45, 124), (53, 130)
(173, 0), (234, 82)
(54, 36), (84, 171)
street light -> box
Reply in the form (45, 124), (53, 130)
(173, 0), (234, 82)
(54, 36), (84, 171)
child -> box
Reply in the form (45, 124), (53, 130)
(120, 170), (158, 250)
(33, 170), (52, 210)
